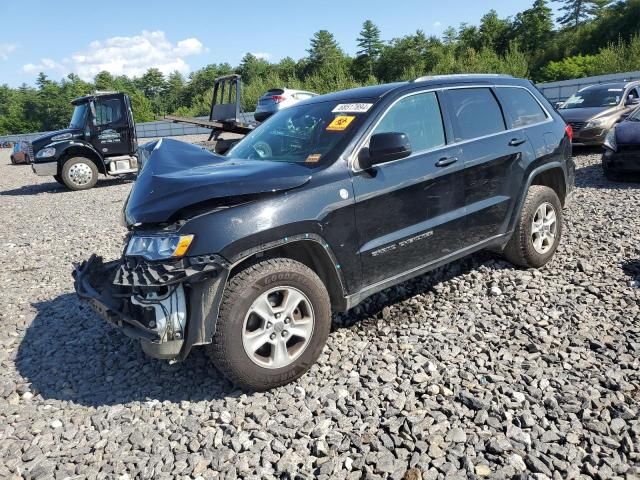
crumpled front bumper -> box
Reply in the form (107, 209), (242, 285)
(73, 253), (229, 361)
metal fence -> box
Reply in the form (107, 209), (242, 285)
(536, 70), (640, 103)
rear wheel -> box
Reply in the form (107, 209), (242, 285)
(61, 157), (98, 190)
(207, 258), (331, 391)
(503, 185), (563, 268)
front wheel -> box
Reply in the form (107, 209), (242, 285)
(61, 157), (98, 190)
(503, 185), (563, 268)
(207, 258), (331, 391)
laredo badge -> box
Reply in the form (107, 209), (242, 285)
(326, 115), (356, 131)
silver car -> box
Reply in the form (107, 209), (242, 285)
(254, 88), (318, 122)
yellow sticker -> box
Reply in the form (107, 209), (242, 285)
(326, 115), (355, 131)
(305, 153), (322, 163)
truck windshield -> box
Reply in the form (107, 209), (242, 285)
(69, 103), (88, 128)
(227, 99), (372, 165)
(560, 87), (623, 109)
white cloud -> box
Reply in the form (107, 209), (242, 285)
(251, 52), (271, 60)
(23, 58), (66, 73)
(433, 21), (442, 29)
(0, 43), (17, 60)
(22, 31), (206, 80)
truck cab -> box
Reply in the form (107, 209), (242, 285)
(30, 92), (138, 190)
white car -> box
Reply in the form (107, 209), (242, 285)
(254, 88), (318, 122)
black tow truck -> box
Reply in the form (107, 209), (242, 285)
(30, 92), (139, 190)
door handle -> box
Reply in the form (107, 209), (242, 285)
(435, 156), (458, 167)
(509, 137), (527, 146)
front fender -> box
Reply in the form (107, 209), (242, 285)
(55, 140), (106, 173)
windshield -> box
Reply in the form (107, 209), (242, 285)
(69, 103), (88, 128)
(560, 87), (624, 109)
(227, 99), (372, 165)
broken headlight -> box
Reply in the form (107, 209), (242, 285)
(125, 234), (194, 261)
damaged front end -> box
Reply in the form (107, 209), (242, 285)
(73, 252), (229, 361)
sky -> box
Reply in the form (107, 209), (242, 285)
(1, 0), (554, 87)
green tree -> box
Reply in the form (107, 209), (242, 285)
(94, 71), (115, 91)
(512, 0), (554, 54)
(307, 30), (345, 75)
(478, 10), (513, 53)
(238, 53), (272, 84)
(355, 20), (384, 80)
(554, 0), (610, 29)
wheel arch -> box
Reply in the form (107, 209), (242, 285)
(58, 143), (106, 174)
(227, 237), (348, 312)
(505, 162), (568, 245)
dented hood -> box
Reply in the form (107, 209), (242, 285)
(124, 138), (311, 225)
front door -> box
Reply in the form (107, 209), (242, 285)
(352, 90), (465, 286)
(91, 96), (131, 157)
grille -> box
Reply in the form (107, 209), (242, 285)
(569, 121), (585, 131)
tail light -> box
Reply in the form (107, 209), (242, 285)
(271, 95), (287, 103)
(565, 123), (573, 142)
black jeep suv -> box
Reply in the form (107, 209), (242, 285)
(74, 74), (574, 390)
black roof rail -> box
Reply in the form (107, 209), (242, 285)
(412, 73), (513, 83)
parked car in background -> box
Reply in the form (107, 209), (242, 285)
(254, 88), (318, 122)
(10, 141), (31, 164)
(558, 81), (640, 145)
(602, 105), (640, 180)
(75, 74), (574, 391)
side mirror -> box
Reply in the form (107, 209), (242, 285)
(360, 132), (412, 169)
(555, 101), (565, 109)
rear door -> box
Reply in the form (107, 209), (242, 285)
(352, 90), (465, 286)
(444, 86), (535, 246)
(91, 95), (132, 157)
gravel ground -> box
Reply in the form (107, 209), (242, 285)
(0, 142), (639, 480)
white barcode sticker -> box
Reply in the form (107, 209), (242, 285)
(332, 103), (373, 113)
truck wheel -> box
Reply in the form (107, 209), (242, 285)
(207, 258), (331, 391)
(61, 157), (98, 190)
(503, 185), (563, 268)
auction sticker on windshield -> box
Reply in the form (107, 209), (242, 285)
(332, 103), (373, 113)
(327, 115), (356, 131)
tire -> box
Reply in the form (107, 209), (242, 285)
(207, 258), (331, 391)
(503, 185), (563, 268)
(61, 157), (98, 190)
(53, 174), (64, 185)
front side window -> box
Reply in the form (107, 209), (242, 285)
(448, 88), (506, 142)
(496, 87), (548, 128)
(228, 99), (372, 165)
(372, 91), (445, 152)
(94, 99), (122, 126)
(560, 87), (623, 109)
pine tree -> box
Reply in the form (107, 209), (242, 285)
(356, 20), (384, 77)
(554, 0), (611, 29)
(307, 30), (344, 73)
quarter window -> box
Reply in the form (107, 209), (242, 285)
(372, 91), (445, 153)
(496, 87), (547, 128)
(448, 88), (506, 142)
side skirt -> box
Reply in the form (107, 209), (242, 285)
(343, 233), (509, 311)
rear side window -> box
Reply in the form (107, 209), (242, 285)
(373, 91), (445, 152)
(448, 88), (505, 142)
(496, 87), (547, 128)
